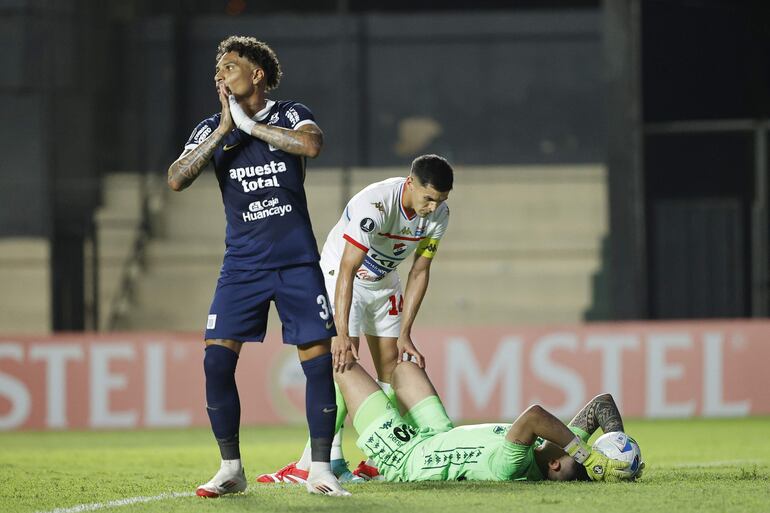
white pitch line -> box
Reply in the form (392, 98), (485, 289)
(37, 491), (195, 513)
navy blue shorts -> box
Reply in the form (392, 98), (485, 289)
(204, 263), (337, 345)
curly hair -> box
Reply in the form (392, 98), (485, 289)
(216, 36), (282, 91)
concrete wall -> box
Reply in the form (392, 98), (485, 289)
(117, 9), (604, 173)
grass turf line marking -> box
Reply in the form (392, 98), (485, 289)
(37, 491), (195, 513)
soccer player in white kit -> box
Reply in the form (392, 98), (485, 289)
(257, 154), (453, 483)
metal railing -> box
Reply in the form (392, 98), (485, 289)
(102, 173), (159, 331)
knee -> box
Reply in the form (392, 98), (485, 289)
(391, 360), (422, 389)
(204, 345), (238, 379)
(335, 358), (359, 378)
(375, 358), (398, 383)
(523, 404), (546, 421)
(300, 352), (333, 380)
(392, 359), (419, 378)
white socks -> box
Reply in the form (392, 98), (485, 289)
(309, 461), (332, 475)
(331, 429), (344, 461)
(297, 442), (312, 470)
(221, 458), (243, 471)
(377, 379), (393, 397)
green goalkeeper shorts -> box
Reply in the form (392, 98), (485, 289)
(354, 391), (542, 482)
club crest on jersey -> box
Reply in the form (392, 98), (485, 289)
(360, 218), (375, 233)
(415, 220), (428, 238)
(393, 242), (407, 256)
(268, 112), (280, 125)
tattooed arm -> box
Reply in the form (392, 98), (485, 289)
(568, 393), (625, 436)
(246, 123), (323, 158)
(167, 130), (225, 191)
(168, 83), (233, 191)
(227, 95), (323, 158)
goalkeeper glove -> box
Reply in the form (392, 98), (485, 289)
(564, 436), (631, 482)
(228, 95), (257, 134)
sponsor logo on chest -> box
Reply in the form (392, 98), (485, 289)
(228, 160), (287, 192)
(242, 196), (293, 222)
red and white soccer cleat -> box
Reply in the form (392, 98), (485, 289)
(255, 462), (309, 484)
(196, 464), (247, 498)
(351, 460), (383, 481)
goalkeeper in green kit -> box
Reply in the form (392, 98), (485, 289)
(334, 359), (636, 482)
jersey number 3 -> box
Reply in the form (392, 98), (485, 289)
(317, 295), (331, 320)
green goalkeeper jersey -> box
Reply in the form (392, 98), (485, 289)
(355, 393), (545, 482)
(354, 390), (592, 483)
(402, 423), (545, 482)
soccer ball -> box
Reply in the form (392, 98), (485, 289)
(592, 431), (642, 479)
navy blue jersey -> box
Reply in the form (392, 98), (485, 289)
(183, 100), (321, 270)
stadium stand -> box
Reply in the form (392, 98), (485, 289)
(117, 165), (606, 330)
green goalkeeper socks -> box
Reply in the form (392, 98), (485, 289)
(334, 382), (348, 434)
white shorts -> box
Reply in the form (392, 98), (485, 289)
(323, 273), (403, 338)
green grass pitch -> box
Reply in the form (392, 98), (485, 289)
(3, 417), (769, 513)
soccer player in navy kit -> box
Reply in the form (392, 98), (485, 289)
(167, 36), (348, 497)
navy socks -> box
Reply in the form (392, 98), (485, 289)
(204, 346), (335, 463)
(300, 352), (336, 462)
(204, 345), (241, 460)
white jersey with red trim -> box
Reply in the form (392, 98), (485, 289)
(319, 177), (449, 289)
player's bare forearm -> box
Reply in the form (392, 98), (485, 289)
(568, 393), (625, 436)
(335, 243), (367, 337)
(167, 129), (226, 191)
(334, 267), (355, 338)
(400, 261), (431, 336)
(247, 124), (323, 158)
(508, 405), (575, 447)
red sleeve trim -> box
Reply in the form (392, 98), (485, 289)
(343, 234), (369, 253)
(377, 232), (422, 242)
